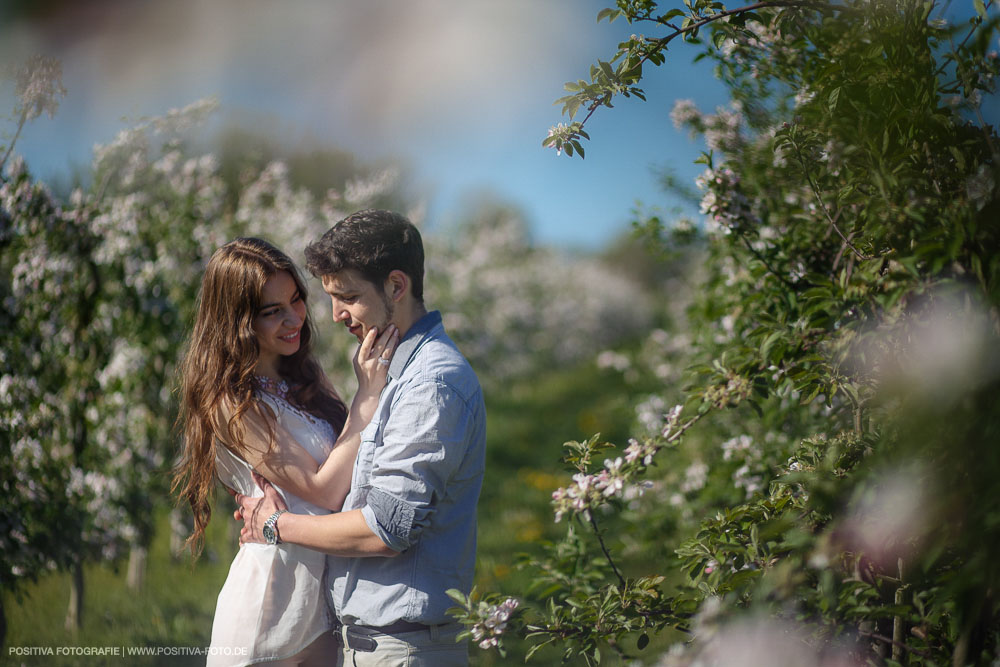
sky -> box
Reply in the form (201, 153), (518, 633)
(0, 0), (733, 251)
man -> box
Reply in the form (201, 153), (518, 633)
(235, 209), (486, 666)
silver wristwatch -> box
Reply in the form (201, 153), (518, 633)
(262, 509), (288, 545)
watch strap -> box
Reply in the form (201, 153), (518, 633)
(264, 509), (288, 545)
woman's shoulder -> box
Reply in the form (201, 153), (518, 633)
(215, 390), (280, 418)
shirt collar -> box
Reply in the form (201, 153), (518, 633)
(387, 310), (442, 381)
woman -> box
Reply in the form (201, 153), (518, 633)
(173, 237), (397, 666)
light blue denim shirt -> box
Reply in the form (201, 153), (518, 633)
(328, 311), (486, 626)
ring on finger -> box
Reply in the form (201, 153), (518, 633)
(377, 357), (390, 366)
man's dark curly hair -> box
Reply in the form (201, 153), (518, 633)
(304, 209), (424, 302)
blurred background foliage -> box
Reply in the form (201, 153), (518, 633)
(3, 0), (1000, 665)
(489, 0), (1000, 664)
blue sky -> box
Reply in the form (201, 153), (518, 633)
(0, 0), (731, 251)
(3, 1), (991, 251)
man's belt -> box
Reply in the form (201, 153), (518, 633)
(340, 620), (431, 652)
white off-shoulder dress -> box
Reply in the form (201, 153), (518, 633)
(208, 392), (337, 667)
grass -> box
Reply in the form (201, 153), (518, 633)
(4, 506), (236, 666)
(5, 358), (651, 666)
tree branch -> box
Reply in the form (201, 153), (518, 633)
(586, 512), (627, 589)
(934, 0), (994, 79)
(789, 138), (875, 261)
(858, 629), (933, 660)
(652, 0), (826, 50)
(568, 0), (841, 141)
(738, 233), (800, 290)
(578, 412), (708, 590)
(0, 108), (30, 176)
(944, 0), (999, 157)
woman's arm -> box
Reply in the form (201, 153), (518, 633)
(234, 476), (398, 557)
(220, 325), (398, 511)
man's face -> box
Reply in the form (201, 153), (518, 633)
(320, 269), (394, 342)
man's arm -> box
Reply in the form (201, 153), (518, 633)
(234, 476), (398, 557)
(360, 378), (478, 552)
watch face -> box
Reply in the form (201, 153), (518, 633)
(262, 524), (275, 544)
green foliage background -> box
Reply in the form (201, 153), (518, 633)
(495, 0), (1000, 664)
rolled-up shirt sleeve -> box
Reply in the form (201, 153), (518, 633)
(361, 378), (476, 552)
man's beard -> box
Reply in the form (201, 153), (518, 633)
(379, 293), (395, 332)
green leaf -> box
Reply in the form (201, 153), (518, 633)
(599, 60), (616, 82)
(566, 98), (582, 120)
(445, 588), (469, 606)
(974, 0), (987, 18)
(760, 331), (783, 361)
(801, 383), (822, 404)
(526, 642), (552, 661)
(948, 145), (966, 170)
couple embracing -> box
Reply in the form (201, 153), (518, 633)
(174, 209), (486, 666)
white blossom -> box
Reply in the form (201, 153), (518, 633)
(670, 99), (702, 130)
(681, 461), (709, 493)
(11, 56), (67, 121)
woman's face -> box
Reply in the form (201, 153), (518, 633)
(252, 270), (307, 375)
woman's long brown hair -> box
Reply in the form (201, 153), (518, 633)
(172, 238), (347, 557)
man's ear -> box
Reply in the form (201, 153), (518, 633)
(384, 270), (409, 303)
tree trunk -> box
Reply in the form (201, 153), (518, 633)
(127, 544), (147, 591)
(1, 593), (8, 653)
(227, 512), (240, 550)
(952, 627), (970, 667)
(170, 507), (188, 560)
(65, 561), (84, 632)
(892, 558), (906, 664)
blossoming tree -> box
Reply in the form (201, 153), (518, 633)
(454, 0), (1000, 664)
(0, 82), (417, 636)
(1, 69), (231, 632)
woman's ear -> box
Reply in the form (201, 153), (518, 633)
(385, 270), (409, 303)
